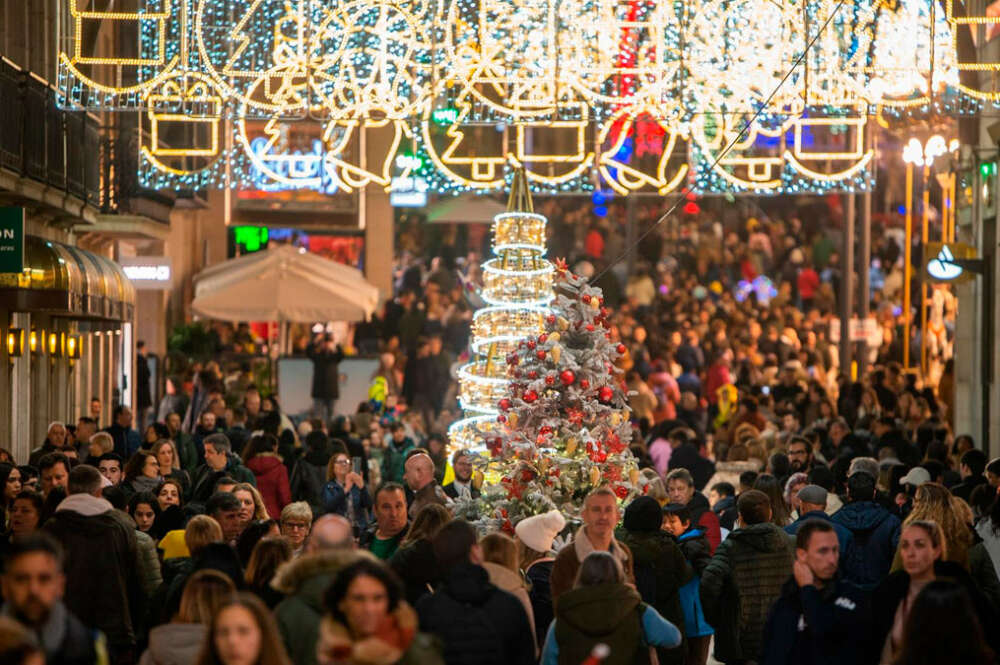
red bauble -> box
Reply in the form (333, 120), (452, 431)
(586, 324), (595, 332)
(527, 340), (536, 350)
(560, 369), (576, 386)
(540, 425), (553, 435)
(580, 379), (591, 390)
(499, 398), (512, 411)
(582, 295), (592, 304)
(614, 485), (629, 499)
(599, 386), (614, 402)
(599, 297), (605, 306)
(545, 374), (556, 386)
(528, 370), (538, 380)
(600, 307), (609, 317)
(523, 390), (538, 403)
(546, 315), (557, 325)
(497, 414), (507, 423)
(616, 343), (627, 354)
(536, 350), (546, 360)
(538, 334), (548, 344)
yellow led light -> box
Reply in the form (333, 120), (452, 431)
(597, 105), (688, 196)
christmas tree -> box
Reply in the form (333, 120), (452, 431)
(469, 265), (640, 531)
(448, 169), (554, 454)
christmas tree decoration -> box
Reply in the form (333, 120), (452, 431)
(448, 169), (554, 452)
(455, 259), (640, 528)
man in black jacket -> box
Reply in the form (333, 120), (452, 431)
(760, 519), (870, 665)
(442, 450), (481, 500)
(416, 520), (535, 665)
(952, 449), (988, 503)
(42, 464), (140, 665)
(307, 333), (344, 424)
(1, 534), (101, 665)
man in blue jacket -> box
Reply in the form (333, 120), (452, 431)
(830, 471), (901, 590)
(760, 519), (870, 665)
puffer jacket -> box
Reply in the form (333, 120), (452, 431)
(272, 548), (374, 665)
(246, 454), (291, 519)
(138, 623), (206, 665)
(700, 522), (795, 663)
(416, 562), (535, 665)
(830, 501), (900, 590)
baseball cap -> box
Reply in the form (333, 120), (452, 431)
(900, 466), (931, 487)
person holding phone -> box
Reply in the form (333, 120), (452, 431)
(322, 451), (372, 535)
(308, 333), (345, 425)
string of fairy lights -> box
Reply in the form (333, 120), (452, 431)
(57, 0), (993, 196)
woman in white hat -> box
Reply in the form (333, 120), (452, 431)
(514, 510), (566, 642)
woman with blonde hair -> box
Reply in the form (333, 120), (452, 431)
(232, 483), (270, 522)
(140, 570), (236, 665)
(896, 483), (971, 568)
(480, 532), (536, 652)
(151, 439), (191, 496)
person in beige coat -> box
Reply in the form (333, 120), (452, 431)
(480, 532), (537, 653)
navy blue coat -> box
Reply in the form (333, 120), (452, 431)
(760, 576), (870, 665)
(830, 501), (901, 590)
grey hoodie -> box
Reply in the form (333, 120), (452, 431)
(138, 623), (206, 665)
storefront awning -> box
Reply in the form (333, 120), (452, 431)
(0, 236), (135, 321)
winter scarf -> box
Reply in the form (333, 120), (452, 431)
(318, 604), (418, 665)
(573, 525), (629, 568)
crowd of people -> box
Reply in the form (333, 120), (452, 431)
(0, 196), (987, 665)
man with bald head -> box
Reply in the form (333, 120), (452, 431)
(273, 512), (368, 665)
(404, 452), (449, 519)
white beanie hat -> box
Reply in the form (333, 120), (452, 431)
(514, 510), (566, 553)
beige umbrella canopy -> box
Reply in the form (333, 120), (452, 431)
(191, 244), (379, 323)
(425, 194), (507, 224)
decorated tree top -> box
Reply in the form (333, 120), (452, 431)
(460, 262), (640, 531)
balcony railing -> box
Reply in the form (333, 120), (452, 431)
(0, 56), (101, 206)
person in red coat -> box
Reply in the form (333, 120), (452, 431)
(243, 433), (291, 519)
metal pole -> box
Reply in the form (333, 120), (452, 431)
(904, 163), (913, 370)
(858, 125), (873, 376)
(921, 166), (930, 379)
(840, 191), (856, 378)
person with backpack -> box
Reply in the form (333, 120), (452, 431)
(540, 551), (682, 665)
(615, 496), (691, 665)
(831, 471), (901, 590)
(663, 503), (715, 665)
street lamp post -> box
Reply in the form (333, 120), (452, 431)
(901, 135), (949, 377)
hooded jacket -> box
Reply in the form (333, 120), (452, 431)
(138, 623), (206, 665)
(246, 454), (292, 519)
(272, 548), (373, 665)
(700, 522), (795, 663)
(760, 576), (870, 665)
(43, 493), (140, 649)
(830, 501), (900, 590)
(545, 583), (682, 665)
(675, 528), (714, 639)
(291, 446), (332, 515)
(415, 562), (535, 665)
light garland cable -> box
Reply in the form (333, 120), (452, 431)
(592, 0), (852, 283)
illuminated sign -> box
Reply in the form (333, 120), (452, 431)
(120, 256), (173, 289)
(924, 242), (978, 283)
(390, 176), (429, 207)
